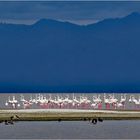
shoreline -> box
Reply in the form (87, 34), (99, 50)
(1, 109), (140, 121)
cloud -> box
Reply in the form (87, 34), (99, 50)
(0, 1), (140, 24)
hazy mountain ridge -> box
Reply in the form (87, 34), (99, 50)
(0, 12), (140, 93)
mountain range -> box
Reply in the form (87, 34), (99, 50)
(0, 12), (140, 93)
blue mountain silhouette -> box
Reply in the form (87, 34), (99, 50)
(0, 12), (140, 93)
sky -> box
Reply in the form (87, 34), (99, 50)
(0, 1), (140, 25)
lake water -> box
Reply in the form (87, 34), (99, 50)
(0, 120), (140, 139)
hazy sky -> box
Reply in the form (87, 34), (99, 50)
(0, 1), (140, 25)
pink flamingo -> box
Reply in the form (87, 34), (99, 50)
(104, 94), (110, 109)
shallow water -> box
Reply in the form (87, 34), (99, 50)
(0, 121), (140, 139)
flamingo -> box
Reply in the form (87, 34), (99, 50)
(129, 95), (133, 103)
(109, 94), (118, 109)
(39, 95), (48, 108)
(8, 96), (20, 109)
(91, 102), (97, 109)
(79, 95), (90, 109)
(97, 95), (102, 109)
(63, 95), (73, 108)
(5, 100), (8, 106)
(5, 93), (139, 110)
(92, 95), (102, 109)
(132, 96), (139, 110)
(57, 95), (64, 108)
(5, 96), (12, 107)
(72, 95), (80, 109)
(129, 95), (133, 109)
(20, 95), (31, 109)
(120, 94), (127, 109)
(115, 102), (123, 109)
(104, 93), (110, 109)
(120, 94), (126, 103)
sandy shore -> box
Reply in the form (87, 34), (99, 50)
(0, 109), (140, 121)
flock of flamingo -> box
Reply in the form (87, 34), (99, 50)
(4, 94), (140, 110)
